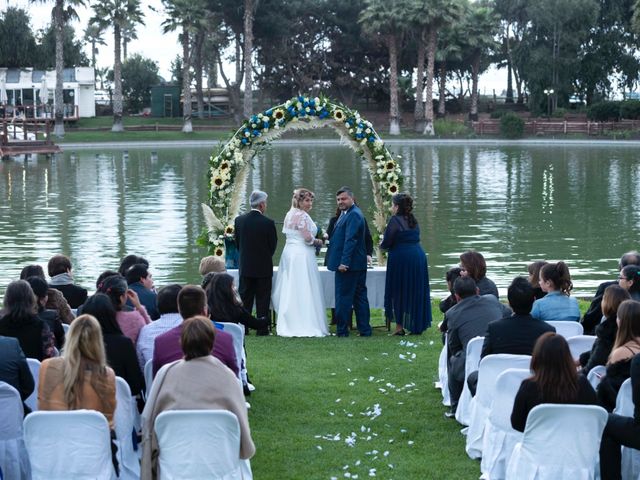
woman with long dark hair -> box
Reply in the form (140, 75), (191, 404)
(98, 274), (150, 344)
(459, 250), (498, 298)
(205, 273), (267, 331)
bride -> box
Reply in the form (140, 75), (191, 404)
(273, 188), (329, 337)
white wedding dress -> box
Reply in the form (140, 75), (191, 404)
(273, 208), (329, 337)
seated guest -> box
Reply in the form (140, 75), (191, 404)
(20, 264), (74, 324)
(599, 353), (640, 480)
(446, 277), (511, 414)
(531, 261), (580, 321)
(141, 316), (255, 479)
(98, 274), (151, 344)
(152, 285), (237, 377)
(0, 335), (34, 415)
(527, 260), (548, 300)
(26, 276), (65, 349)
(136, 284), (183, 370)
(459, 250), (499, 298)
(95, 270), (120, 292)
(598, 300), (640, 411)
(47, 254), (88, 309)
(126, 264), (160, 320)
(82, 294), (145, 399)
(618, 265), (640, 301)
(199, 255), (227, 277)
(582, 251), (640, 335)
(439, 266), (462, 315)
(580, 285), (630, 374)
(0, 280), (55, 360)
(467, 277), (555, 395)
(511, 332), (598, 432)
(118, 254), (149, 277)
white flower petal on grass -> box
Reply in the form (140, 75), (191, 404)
(317, 445), (323, 450)
(398, 354), (406, 360)
(388, 464), (394, 469)
(349, 382), (355, 386)
(400, 429), (407, 433)
(331, 373), (337, 376)
(382, 352), (388, 356)
(364, 357), (369, 361)
(383, 451), (390, 457)
(408, 441), (414, 445)
(336, 398), (341, 403)
(330, 411), (335, 416)
(368, 376), (375, 382)
(343, 465), (349, 470)
(347, 368), (351, 372)
(429, 340), (434, 345)
(344, 473), (351, 478)
(355, 460), (361, 466)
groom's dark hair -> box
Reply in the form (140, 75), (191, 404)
(336, 186), (353, 197)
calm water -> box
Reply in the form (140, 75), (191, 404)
(1, 142), (639, 298)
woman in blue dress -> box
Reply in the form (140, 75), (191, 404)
(380, 193), (432, 335)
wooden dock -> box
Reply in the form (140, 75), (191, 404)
(0, 120), (61, 157)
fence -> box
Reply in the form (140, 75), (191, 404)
(472, 119), (640, 136)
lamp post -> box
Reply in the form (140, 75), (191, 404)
(543, 88), (554, 118)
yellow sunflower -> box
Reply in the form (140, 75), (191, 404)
(333, 109), (345, 121)
(213, 176), (225, 188)
(224, 224), (234, 235)
(220, 160), (230, 171)
(387, 183), (399, 195)
(385, 160), (396, 171)
(214, 247), (224, 257)
(274, 109), (285, 120)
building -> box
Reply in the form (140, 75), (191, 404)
(150, 85), (230, 118)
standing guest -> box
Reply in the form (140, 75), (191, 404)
(118, 254), (149, 277)
(510, 332), (598, 432)
(82, 294), (145, 399)
(206, 274), (269, 332)
(580, 285), (630, 374)
(0, 336), (34, 415)
(98, 274), (151, 344)
(531, 261), (580, 321)
(47, 254), (88, 309)
(126, 264), (160, 320)
(198, 255), (227, 277)
(26, 276), (65, 349)
(380, 193), (431, 335)
(234, 190), (277, 336)
(618, 265), (640, 301)
(20, 265), (74, 325)
(582, 251), (640, 335)
(141, 316), (255, 480)
(325, 186), (372, 338)
(0, 280), (54, 360)
(527, 261), (548, 300)
(459, 250), (499, 298)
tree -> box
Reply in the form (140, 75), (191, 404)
(91, 0), (145, 132)
(0, 8), (39, 68)
(36, 23), (88, 68)
(121, 20), (138, 60)
(83, 23), (106, 70)
(121, 54), (159, 113)
(494, 0), (528, 103)
(243, 0), (259, 117)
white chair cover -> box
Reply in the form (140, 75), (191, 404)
(480, 368), (530, 480)
(144, 359), (154, 400)
(546, 321), (583, 338)
(154, 409), (252, 480)
(25, 358), (40, 412)
(0, 382), (30, 480)
(466, 354), (531, 459)
(587, 365), (607, 390)
(23, 410), (115, 480)
(115, 377), (140, 480)
(437, 334), (451, 406)
(218, 322), (247, 384)
(567, 335), (597, 361)
(506, 404), (608, 480)
(455, 336), (484, 426)
(62, 324), (70, 335)
(613, 378), (640, 480)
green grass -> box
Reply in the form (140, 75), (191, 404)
(59, 130), (228, 143)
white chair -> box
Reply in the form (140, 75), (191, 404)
(437, 337), (451, 407)
(23, 410), (115, 480)
(506, 404), (608, 480)
(144, 359), (154, 400)
(587, 365), (607, 390)
(466, 354), (531, 459)
(546, 320), (583, 338)
(0, 382), (31, 480)
(566, 335), (597, 361)
(454, 336), (484, 427)
(25, 358), (41, 412)
(154, 409), (252, 480)
(62, 323), (70, 335)
(218, 322), (246, 384)
(480, 368), (530, 480)
(614, 378), (640, 480)
(115, 377), (140, 480)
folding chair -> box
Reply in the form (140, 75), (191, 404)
(566, 335), (597, 361)
(144, 359), (154, 400)
(614, 378), (640, 480)
(217, 322), (246, 384)
(546, 321), (583, 338)
(586, 365), (607, 390)
(25, 358), (40, 412)
(455, 336), (484, 427)
(0, 382), (30, 480)
(115, 377), (140, 480)
(437, 335), (450, 407)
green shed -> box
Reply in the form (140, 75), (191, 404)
(150, 85), (181, 117)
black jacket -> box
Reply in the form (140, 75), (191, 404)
(104, 333), (145, 397)
(481, 313), (556, 358)
(49, 283), (88, 309)
(37, 308), (65, 349)
(0, 336), (34, 403)
(0, 312), (50, 360)
(581, 280), (617, 335)
(234, 210), (277, 278)
(580, 315), (617, 374)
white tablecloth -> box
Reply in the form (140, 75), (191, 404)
(228, 267), (387, 309)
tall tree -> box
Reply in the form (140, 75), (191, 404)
(494, 0), (528, 103)
(91, 0), (144, 132)
(0, 8), (39, 68)
(121, 53), (159, 112)
(243, 0), (258, 117)
(121, 20), (138, 60)
(83, 23), (106, 70)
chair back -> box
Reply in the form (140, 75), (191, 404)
(476, 354), (531, 410)
(438, 334), (450, 406)
(62, 324), (70, 335)
(115, 377), (140, 480)
(217, 322), (245, 381)
(154, 409), (243, 480)
(25, 358), (41, 412)
(614, 378), (633, 416)
(0, 381), (30, 479)
(23, 410), (114, 480)
(144, 359), (154, 400)
(546, 321), (583, 338)
(587, 365), (607, 390)
(455, 336), (484, 426)
(489, 368), (531, 431)
(566, 335), (596, 361)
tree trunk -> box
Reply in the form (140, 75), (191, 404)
(112, 25), (124, 132)
(437, 63), (446, 117)
(91, 41), (97, 70)
(217, 53), (242, 123)
(413, 31), (426, 133)
(387, 34), (400, 136)
(53, 0), (65, 137)
(182, 27), (193, 133)
(194, 32), (205, 119)
(505, 24), (514, 103)
(243, 0), (254, 118)
(469, 53), (480, 121)
(423, 27), (436, 136)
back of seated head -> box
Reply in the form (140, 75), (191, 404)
(125, 263), (150, 285)
(96, 270), (119, 290)
(446, 267), (462, 293)
(507, 276), (535, 314)
(97, 274), (128, 311)
(602, 285), (630, 319)
(453, 276), (478, 299)
(527, 260), (548, 288)
(199, 256), (226, 276)
(81, 293), (122, 335)
(178, 285), (206, 320)
(201, 271), (219, 290)
(620, 251), (640, 269)
(459, 250), (487, 282)
(3, 280), (37, 320)
(157, 284), (182, 315)
(118, 254), (149, 276)
(26, 276), (48, 300)
(181, 316), (216, 360)
(48, 254), (72, 277)
(20, 264), (45, 280)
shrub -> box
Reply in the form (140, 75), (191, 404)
(551, 107), (567, 118)
(434, 119), (473, 137)
(500, 113), (525, 139)
(587, 102), (621, 121)
(619, 100), (640, 120)
(489, 110), (505, 119)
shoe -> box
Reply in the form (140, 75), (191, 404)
(243, 384), (251, 396)
(357, 332), (371, 337)
(256, 328), (269, 336)
(444, 410), (456, 419)
(391, 329), (405, 336)
(247, 383), (256, 392)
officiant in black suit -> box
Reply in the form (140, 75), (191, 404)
(234, 190), (278, 335)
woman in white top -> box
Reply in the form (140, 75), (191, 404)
(273, 188), (329, 337)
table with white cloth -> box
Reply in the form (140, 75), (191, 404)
(228, 267), (387, 309)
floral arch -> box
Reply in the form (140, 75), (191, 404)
(200, 94), (403, 264)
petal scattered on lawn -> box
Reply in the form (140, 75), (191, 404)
(408, 441), (414, 445)
(383, 451), (390, 457)
(317, 445), (322, 450)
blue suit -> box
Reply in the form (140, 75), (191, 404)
(326, 204), (371, 337)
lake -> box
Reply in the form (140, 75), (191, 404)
(1, 140), (638, 298)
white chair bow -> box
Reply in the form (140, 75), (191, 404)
(115, 377), (140, 480)
(614, 378), (640, 480)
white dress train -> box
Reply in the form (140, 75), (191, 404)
(273, 208), (329, 337)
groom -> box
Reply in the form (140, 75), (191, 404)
(326, 186), (372, 337)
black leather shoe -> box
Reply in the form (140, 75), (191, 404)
(256, 328), (269, 336)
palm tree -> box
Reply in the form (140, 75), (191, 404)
(121, 20), (138, 60)
(91, 0), (144, 132)
(83, 23), (106, 71)
(242, 0), (258, 118)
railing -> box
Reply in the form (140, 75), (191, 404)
(1, 119), (54, 146)
(472, 119), (640, 136)
(0, 104), (79, 121)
